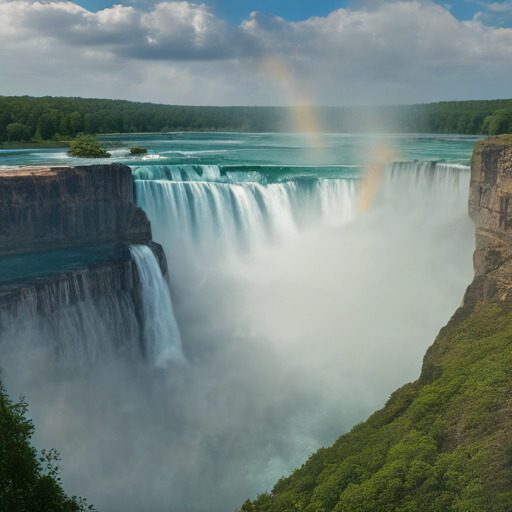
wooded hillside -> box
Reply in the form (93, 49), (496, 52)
(1, 96), (512, 142)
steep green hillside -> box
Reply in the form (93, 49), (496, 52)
(242, 301), (512, 511)
(241, 137), (512, 512)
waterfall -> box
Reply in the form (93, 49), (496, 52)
(383, 161), (470, 196)
(0, 282), (141, 368)
(0, 245), (183, 369)
(129, 245), (184, 367)
(134, 170), (358, 258)
(132, 161), (469, 262)
(132, 164), (222, 182)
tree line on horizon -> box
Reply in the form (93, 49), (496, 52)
(1, 95), (512, 142)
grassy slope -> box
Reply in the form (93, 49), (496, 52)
(242, 287), (512, 511)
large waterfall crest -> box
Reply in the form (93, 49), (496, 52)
(134, 165), (359, 261)
(133, 162), (469, 260)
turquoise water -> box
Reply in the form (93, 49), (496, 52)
(0, 133), (481, 178)
(0, 246), (124, 286)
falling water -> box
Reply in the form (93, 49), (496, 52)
(134, 165), (358, 259)
(133, 162), (469, 261)
(383, 161), (470, 196)
(129, 245), (184, 367)
(0, 274), (141, 368)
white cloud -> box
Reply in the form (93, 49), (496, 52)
(1, 0), (512, 105)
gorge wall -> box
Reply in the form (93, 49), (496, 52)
(0, 164), (167, 358)
(0, 164), (151, 256)
(468, 134), (512, 302)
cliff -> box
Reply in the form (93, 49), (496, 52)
(242, 136), (512, 512)
(0, 164), (167, 327)
(0, 164), (151, 256)
(468, 135), (512, 302)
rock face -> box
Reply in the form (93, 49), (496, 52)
(0, 164), (167, 329)
(468, 135), (512, 301)
(0, 164), (152, 256)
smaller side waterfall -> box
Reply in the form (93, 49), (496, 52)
(130, 245), (184, 367)
(383, 161), (470, 196)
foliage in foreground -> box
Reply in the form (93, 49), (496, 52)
(242, 299), (512, 511)
(67, 133), (111, 158)
(0, 381), (94, 511)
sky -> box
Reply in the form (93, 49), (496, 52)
(1, 0), (512, 106)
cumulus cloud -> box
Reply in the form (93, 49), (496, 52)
(0, 1), (238, 59)
(1, 0), (512, 104)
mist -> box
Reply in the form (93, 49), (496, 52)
(0, 169), (475, 512)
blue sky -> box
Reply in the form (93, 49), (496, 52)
(2, 0), (512, 105)
(75, 0), (503, 25)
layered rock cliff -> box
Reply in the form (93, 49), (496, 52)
(0, 164), (166, 332)
(468, 135), (512, 302)
(0, 164), (151, 256)
(242, 136), (512, 512)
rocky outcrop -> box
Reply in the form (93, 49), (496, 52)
(0, 164), (168, 329)
(468, 135), (512, 301)
(0, 164), (151, 256)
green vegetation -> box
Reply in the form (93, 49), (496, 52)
(0, 380), (94, 511)
(67, 134), (111, 158)
(130, 147), (147, 155)
(1, 96), (512, 141)
(241, 298), (512, 511)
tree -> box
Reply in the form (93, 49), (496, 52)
(69, 112), (83, 136)
(37, 113), (57, 140)
(6, 123), (30, 142)
(130, 147), (147, 155)
(0, 381), (93, 511)
(67, 133), (111, 158)
(83, 113), (98, 135)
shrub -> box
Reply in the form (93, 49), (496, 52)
(67, 133), (111, 158)
(130, 147), (148, 155)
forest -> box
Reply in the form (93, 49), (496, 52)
(1, 96), (512, 142)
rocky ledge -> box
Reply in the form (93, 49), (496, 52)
(0, 164), (167, 324)
(0, 164), (151, 256)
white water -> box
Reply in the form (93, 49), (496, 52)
(132, 164), (222, 182)
(129, 245), (184, 367)
(134, 161), (469, 264)
(383, 161), (470, 198)
(0, 279), (141, 368)
(135, 176), (358, 261)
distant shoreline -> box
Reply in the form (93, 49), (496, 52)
(0, 142), (70, 150)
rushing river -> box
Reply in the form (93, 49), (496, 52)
(0, 132), (480, 512)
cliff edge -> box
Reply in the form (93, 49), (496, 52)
(0, 164), (151, 255)
(469, 135), (512, 301)
(242, 137), (512, 512)
(0, 164), (167, 327)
